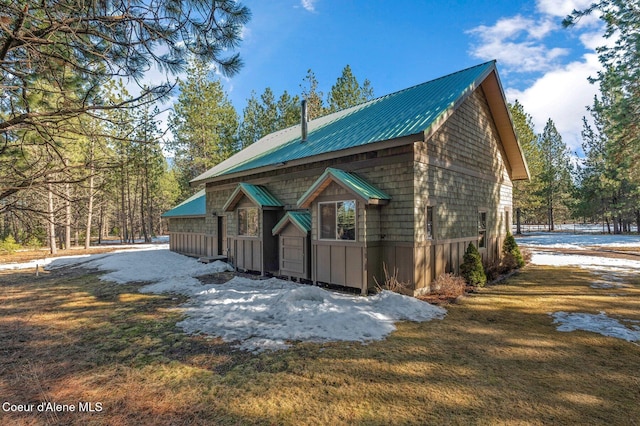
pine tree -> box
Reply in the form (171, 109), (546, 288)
(509, 101), (545, 231)
(537, 119), (573, 231)
(460, 242), (486, 287)
(167, 59), (239, 197)
(0, 0), (250, 203)
(239, 89), (301, 148)
(300, 69), (326, 120)
(565, 0), (640, 232)
(238, 92), (263, 148)
(502, 232), (525, 268)
(327, 65), (375, 113)
(277, 91), (302, 129)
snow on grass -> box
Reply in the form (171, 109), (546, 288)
(0, 243), (169, 271)
(529, 247), (640, 290)
(76, 247), (234, 296)
(517, 232), (640, 248)
(551, 312), (640, 342)
(33, 246), (445, 352)
(179, 277), (446, 352)
(523, 233), (640, 343)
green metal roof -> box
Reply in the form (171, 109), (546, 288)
(161, 189), (206, 218)
(297, 168), (391, 208)
(223, 183), (283, 212)
(192, 61), (497, 184)
(272, 211), (312, 236)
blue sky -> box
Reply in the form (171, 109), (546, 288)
(150, 0), (607, 154)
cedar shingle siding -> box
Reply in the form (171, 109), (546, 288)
(164, 62), (528, 295)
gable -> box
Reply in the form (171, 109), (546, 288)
(480, 71), (529, 180)
(272, 211), (312, 236)
(223, 183), (283, 212)
(297, 168), (391, 208)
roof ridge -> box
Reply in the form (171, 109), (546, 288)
(191, 60), (499, 185)
(373, 60), (496, 102)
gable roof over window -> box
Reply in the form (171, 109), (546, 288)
(223, 183), (283, 212)
(272, 211), (312, 236)
(191, 60), (529, 186)
(297, 168), (391, 208)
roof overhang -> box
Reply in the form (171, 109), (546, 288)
(161, 189), (206, 218)
(223, 183), (283, 212)
(480, 70), (530, 181)
(297, 168), (391, 209)
(272, 211), (312, 236)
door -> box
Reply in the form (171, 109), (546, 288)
(217, 216), (227, 256)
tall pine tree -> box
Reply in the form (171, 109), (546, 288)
(167, 59), (239, 197)
(509, 101), (544, 232)
(327, 65), (374, 113)
(537, 119), (573, 231)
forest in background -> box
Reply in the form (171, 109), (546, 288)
(1, 0), (638, 255)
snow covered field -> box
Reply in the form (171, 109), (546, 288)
(520, 232), (640, 343)
(2, 231), (638, 349)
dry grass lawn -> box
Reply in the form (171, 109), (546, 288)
(0, 256), (639, 425)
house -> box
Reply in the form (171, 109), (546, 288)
(163, 60), (529, 295)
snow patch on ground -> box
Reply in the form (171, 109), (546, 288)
(550, 311), (640, 342)
(179, 277), (446, 352)
(517, 232), (640, 248)
(31, 246), (446, 352)
(530, 252), (639, 290)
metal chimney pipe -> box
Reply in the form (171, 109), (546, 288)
(301, 99), (308, 142)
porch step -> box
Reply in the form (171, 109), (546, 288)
(198, 255), (228, 264)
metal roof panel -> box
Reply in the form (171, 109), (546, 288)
(192, 61), (497, 183)
(161, 189), (206, 218)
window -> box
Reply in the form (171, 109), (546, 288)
(478, 211), (487, 248)
(426, 206), (434, 240)
(238, 207), (259, 237)
(319, 200), (356, 241)
(505, 210), (510, 233)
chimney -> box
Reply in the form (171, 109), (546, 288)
(301, 99), (308, 142)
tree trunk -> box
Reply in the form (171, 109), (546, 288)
(85, 173), (94, 249)
(48, 183), (57, 255)
(65, 183), (71, 250)
(98, 202), (104, 245)
(120, 163), (128, 244)
(516, 208), (522, 235)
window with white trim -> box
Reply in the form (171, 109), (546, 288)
(426, 205), (434, 240)
(319, 200), (356, 241)
(238, 207), (259, 237)
(478, 211), (487, 248)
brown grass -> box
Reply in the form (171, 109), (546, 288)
(1, 257), (639, 425)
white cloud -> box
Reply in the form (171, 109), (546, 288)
(467, 1), (610, 153)
(468, 16), (567, 72)
(301, 0), (317, 13)
(535, 0), (594, 18)
(505, 53), (601, 151)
